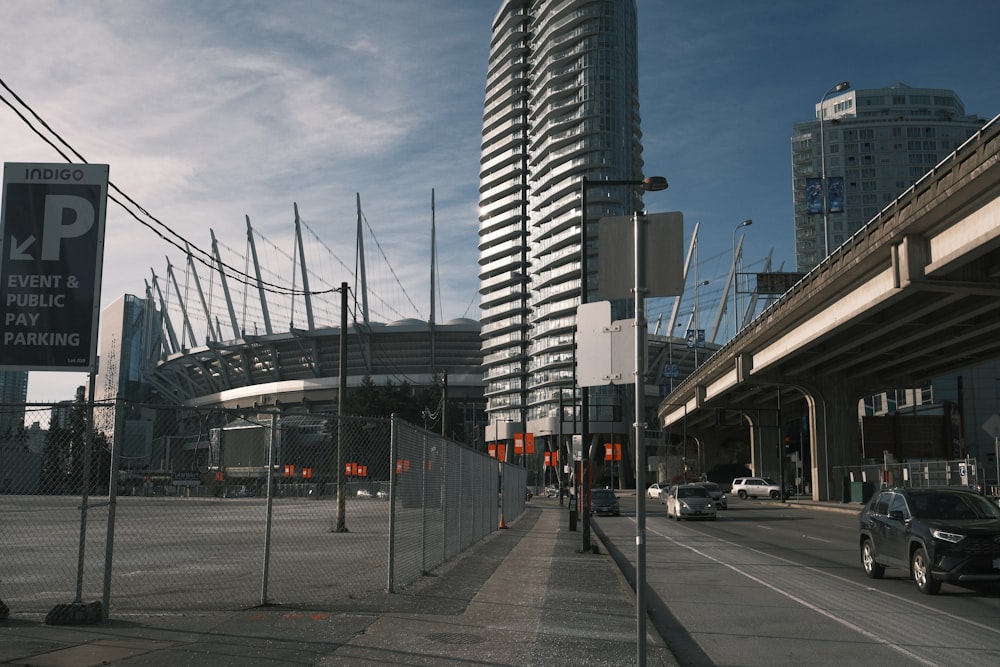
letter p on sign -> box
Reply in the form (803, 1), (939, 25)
(42, 194), (95, 261)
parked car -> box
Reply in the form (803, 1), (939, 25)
(731, 477), (784, 500)
(591, 488), (621, 516)
(859, 486), (1000, 595)
(698, 481), (727, 509)
(545, 485), (559, 498)
(666, 483), (717, 521)
(647, 482), (669, 500)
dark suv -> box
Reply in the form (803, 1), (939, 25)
(859, 487), (1000, 594)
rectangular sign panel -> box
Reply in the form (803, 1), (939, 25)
(806, 177), (823, 214)
(755, 272), (806, 295)
(827, 176), (844, 213)
(597, 212), (684, 300)
(0, 163), (110, 371)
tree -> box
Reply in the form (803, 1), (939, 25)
(38, 386), (112, 495)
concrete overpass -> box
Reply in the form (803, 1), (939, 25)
(658, 115), (1000, 501)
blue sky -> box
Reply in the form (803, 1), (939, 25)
(2, 0), (998, 402)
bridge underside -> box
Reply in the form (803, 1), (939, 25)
(659, 117), (1000, 500)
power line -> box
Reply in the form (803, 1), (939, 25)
(0, 76), (338, 299)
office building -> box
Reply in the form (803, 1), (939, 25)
(478, 0), (649, 443)
(791, 83), (986, 272)
(0, 370), (28, 437)
(95, 293), (162, 466)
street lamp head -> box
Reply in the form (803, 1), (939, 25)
(835, 81), (850, 93)
(642, 176), (668, 192)
(741, 219), (752, 227)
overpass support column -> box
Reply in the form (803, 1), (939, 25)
(804, 375), (864, 502)
(747, 405), (781, 480)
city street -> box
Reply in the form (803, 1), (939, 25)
(591, 495), (1000, 666)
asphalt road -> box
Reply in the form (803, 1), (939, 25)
(1, 494), (395, 614)
(593, 495), (1000, 667)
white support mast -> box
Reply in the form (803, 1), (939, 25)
(293, 202), (315, 330)
(245, 215), (273, 335)
(667, 221), (700, 337)
(355, 193), (370, 326)
(430, 188), (437, 326)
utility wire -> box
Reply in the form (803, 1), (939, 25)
(0, 76), (340, 298)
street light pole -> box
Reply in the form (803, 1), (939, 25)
(578, 175), (666, 553)
(731, 219), (752, 335)
(632, 210), (648, 666)
(819, 81), (850, 259)
(579, 175), (667, 667)
(693, 279), (709, 366)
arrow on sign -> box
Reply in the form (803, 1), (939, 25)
(9, 235), (35, 260)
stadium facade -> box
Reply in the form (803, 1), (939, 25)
(93, 203), (487, 466)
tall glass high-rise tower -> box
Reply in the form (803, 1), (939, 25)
(478, 0), (646, 444)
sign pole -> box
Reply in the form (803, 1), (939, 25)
(634, 211), (648, 666)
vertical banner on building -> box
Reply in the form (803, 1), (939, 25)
(805, 177), (823, 214)
(685, 329), (705, 349)
(827, 177), (844, 213)
(0, 163), (110, 371)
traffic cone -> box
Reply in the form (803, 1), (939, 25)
(498, 514), (508, 529)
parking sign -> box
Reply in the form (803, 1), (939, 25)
(0, 163), (109, 371)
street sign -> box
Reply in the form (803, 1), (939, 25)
(755, 272), (805, 295)
(0, 163), (110, 371)
(576, 301), (638, 387)
(597, 212), (684, 300)
(982, 414), (1000, 439)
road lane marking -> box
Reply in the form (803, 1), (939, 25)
(644, 522), (938, 666)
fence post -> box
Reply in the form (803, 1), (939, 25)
(387, 414), (398, 593)
(101, 392), (125, 622)
(260, 412), (277, 605)
(76, 373), (96, 605)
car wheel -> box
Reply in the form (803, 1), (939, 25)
(770, 490), (780, 499)
(861, 539), (884, 579)
(738, 490), (748, 499)
(710, 515), (717, 521)
(912, 547), (940, 595)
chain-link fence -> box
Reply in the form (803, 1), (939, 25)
(0, 401), (525, 618)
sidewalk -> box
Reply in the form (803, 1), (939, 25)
(0, 501), (676, 666)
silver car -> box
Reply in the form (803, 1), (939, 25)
(698, 481), (728, 509)
(666, 484), (717, 521)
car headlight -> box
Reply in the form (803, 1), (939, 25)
(931, 529), (966, 543)
(707, 502), (714, 509)
(679, 500), (689, 509)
